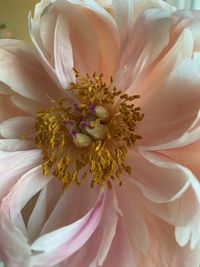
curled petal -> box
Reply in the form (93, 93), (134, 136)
(0, 39), (60, 103)
(1, 165), (52, 236)
(30, 189), (105, 267)
(0, 150), (42, 202)
(128, 149), (194, 203)
(29, 0), (120, 85)
(137, 55), (200, 146)
(0, 116), (35, 139)
(0, 211), (31, 267)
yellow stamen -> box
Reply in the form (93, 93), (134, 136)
(34, 70), (144, 189)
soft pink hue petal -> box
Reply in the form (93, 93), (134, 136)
(132, 0), (176, 17)
(0, 116), (35, 139)
(114, 179), (150, 255)
(127, 149), (192, 203)
(0, 150), (42, 202)
(139, 212), (200, 267)
(40, 179), (99, 235)
(137, 56), (200, 146)
(0, 139), (35, 151)
(29, 0), (120, 84)
(27, 187), (48, 242)
(163, 140), (200, 180)
(30, 190), (105, 267)
(103, 218), (136, 267)
(0, 39), (60, 103)
(1, 165), (52, 237)
(145, 173), (200, 249)
(11, 95), (47, 116)
(140, 110), (200, 152)
(126, 26), (193, 101)
(173, 10), (200, 52)
(0, 94), (27, 123)
(63, 190), (118, 267)
(0, 211), (31, 267)
(111, 0), (134, 42)
(117, 8), (171, 90)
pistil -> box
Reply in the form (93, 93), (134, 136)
(35, 70), (144, 188)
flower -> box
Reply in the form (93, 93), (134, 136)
(0, 0), (200, 266)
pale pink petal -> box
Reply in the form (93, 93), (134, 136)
(0, 116), (35, 139)
(110, 0), (134, 42)
(117, 8), (171, 90)
(132, 0), (176, 18)
(0, 94), (27, 123)
(54, 15), (75, 88)
(174, 10), (200, 52)
(146, 182), (200, 249)
(40, 179), (99, 235)
(30, 0), (120, 83)
(64, 190), (118, 267)
(0, 82), (13, 94)
(163, 140), (200, 180)
(124, 27), (193, 100)
(1, 165), (53, 237)
(139, 212), (200, 267)
(0, 39), (61, 102)
(88, 191), (118, 267)
(0, 139), (35, 151)
(127, 149), (191, 203)
(140, 111), (200, 152)
(0, 150), (42, 202)
(137, 56), (200, 146)
(103, 218), (137, 267)
(0, 211), (31, 267)
(114, 179), (150, 254)
(30, 190), (105, 267)
(11, 95), (47, 115)
(27, 187), (48, 241)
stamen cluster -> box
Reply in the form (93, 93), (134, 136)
(35, 70), (144, 188)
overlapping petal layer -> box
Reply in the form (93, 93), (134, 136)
(0, 0), (200, 267)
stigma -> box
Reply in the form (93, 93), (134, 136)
(35, 69), (144, 189)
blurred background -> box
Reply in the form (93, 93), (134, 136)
(0, 0), (37, 41)
(0, 0), (200, 42)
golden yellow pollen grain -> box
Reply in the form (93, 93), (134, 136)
(34, 70), (144, 189)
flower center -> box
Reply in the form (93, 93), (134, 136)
(35, 69), (144, 188)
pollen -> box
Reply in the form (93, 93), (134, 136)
(35, 69), (144, 189)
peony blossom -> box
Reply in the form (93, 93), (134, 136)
(0, 0), (200, 266)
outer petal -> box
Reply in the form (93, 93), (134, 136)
(173, 10), (200, 52)
(11, 95), (47, 116)
(134, 149), (200, 249)
(0, 139), (35, 151)
(137, 56), (200, 146)
(0, 150), (42, 202)
(139, 212), (200, 267)
(0, 94), (26, 123)
(114, 179), (150, 255)
(116, 8), (171, 90)
(163, 140), (200, 180)
(30, 0), (120, 85)
(1, 165), (53, 238)
(30, 190), (105, 267)
(0, 39), (61, 103)
(103, 218), (136, 267)
(63, 190), (118, 267)
(0, 211), (31, 267)
(0, 116), (35, 139)
(127, 149), (199, 203)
